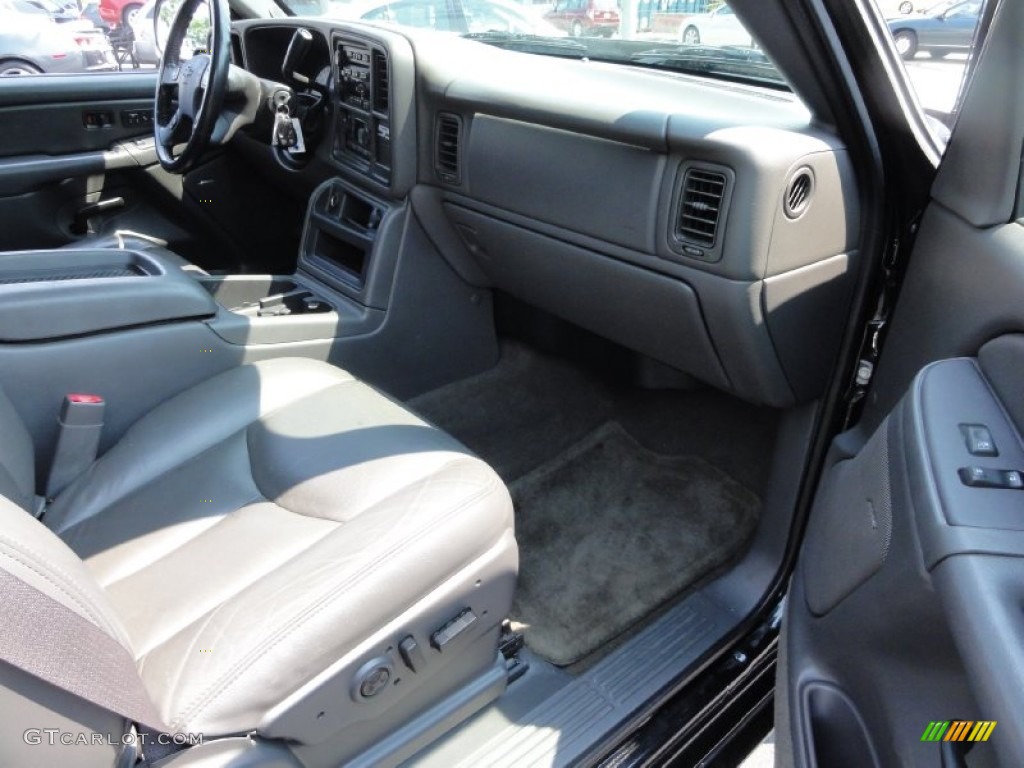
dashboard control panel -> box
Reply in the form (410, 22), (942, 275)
(334, 38), (391, 185)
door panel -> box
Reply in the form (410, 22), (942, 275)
(0, 73), (156, 158)
(782, 1), (1023, 766)
(0, 74), (161, 250)
(0, 73), (255, 270)
(784, 344), (1022, 768)
(0, 72), (305, 272)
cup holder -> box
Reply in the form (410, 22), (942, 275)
(199, 277), (332, 317)
(243, 288), (333, 318)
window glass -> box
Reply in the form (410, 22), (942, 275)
(0, 0), (991, 105)
(872, 0), (987, 133)
(0, 0), (211, 74)
(0, 0), (126, 74)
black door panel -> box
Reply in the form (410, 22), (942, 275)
(0, 72), (251, 269)
(0, 73), (156, 158)
(0, 71), (304, 272)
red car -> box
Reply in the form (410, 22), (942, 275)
(98, 0), (142, 26)
(544, 0), (619, 38)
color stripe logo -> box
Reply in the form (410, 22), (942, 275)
(921, 721), (997, 743)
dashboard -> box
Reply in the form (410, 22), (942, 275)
(230, 18), (860, 409)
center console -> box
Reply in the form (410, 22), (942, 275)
(197, 178), (398, 348)
(0, 248), (217, 342)
(298, 178), (398, 310)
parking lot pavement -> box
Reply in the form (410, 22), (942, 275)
(903, 54), (968, 115)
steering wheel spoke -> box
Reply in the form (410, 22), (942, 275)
(156, 109), (185, 148)
(160, 64), (181, 85)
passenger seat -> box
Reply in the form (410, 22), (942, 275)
(0, 358), (517, 767)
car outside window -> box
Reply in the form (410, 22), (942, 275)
(0, 0), (121, 75)
(0, 0), (991, 107)
(872, 0), (988, 143)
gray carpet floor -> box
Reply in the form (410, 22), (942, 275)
(509, 423), (760, 664)
(409, 342), (775, 665)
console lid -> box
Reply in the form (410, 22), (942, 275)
(0, 249), (217, 341)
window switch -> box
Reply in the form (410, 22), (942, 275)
(960, 424), (998, 457)
(959, 467), (1023, 489)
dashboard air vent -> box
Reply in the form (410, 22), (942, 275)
(677, 167), (727, 248)
(435, 113), (462, 184)
(784, 168), (814, 219)
(372, 49), (389, 113)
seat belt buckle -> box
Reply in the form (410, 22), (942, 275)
(45, 394), (105, 499)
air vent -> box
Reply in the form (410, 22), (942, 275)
(435, 113), (461, 184)
(677, 167), (727, 248)
(784, 168), (814, 219)
(372, 49), (389, 113)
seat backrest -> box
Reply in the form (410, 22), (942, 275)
(0, 385), (131, 767)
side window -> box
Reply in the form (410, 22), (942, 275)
(0, 0), (160, 77)
(872, 0), (990, 139)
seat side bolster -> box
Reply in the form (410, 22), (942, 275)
(0, 497), (133, 655)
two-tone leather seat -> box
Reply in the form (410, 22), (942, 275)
(0, 357), (517, 767)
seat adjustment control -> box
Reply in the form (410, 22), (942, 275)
(958, 466), (1024, 489)
(430, 609), (477, 651)
(959, 423), (998, 457)
(352, 657), (393, 701)
(398, 635), (425, 673)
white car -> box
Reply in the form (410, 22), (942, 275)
(678, 3), (754, 47)
(127, 0), (157, 65)
(876, 0), (918, 15)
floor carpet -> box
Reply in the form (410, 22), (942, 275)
(409, 342), (773, 665)
(508, 422), (760, 665)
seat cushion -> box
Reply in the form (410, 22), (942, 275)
(59, 231), (206, 274)
(45, 358), (514, 736)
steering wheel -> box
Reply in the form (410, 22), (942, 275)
(155, 0), (231, 173)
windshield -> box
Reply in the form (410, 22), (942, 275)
(277, 0), (790, 89)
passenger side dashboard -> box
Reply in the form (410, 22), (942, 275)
(233, 20), (861, 408)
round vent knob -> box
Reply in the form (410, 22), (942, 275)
(783, 168), (814, 219)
